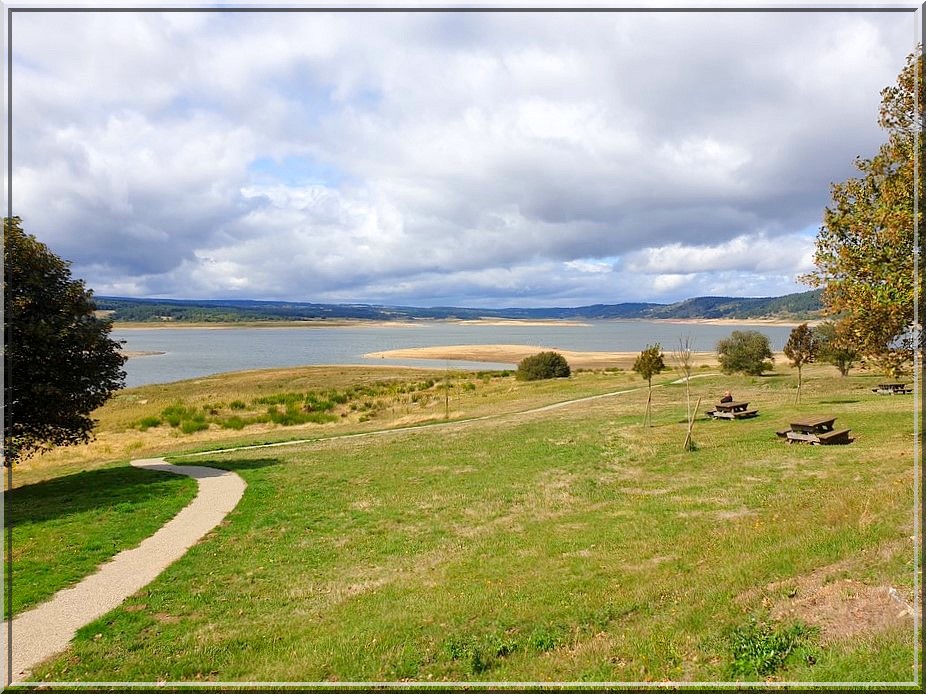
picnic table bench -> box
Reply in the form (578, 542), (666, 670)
(777, 415), (851, 445)
(706, 401), (759, 420)
(872, 382), (912, 395)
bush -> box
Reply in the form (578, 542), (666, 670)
(161, 403), (197, 427)
(717, 330), (774, 376)
(728, 617), (817, 678)
(137, 416), (161, 431)
(516, 351), (571, 381)
(220, 416), (247, 430)
(180, 419), (209, 434)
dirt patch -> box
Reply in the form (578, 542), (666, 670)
(620, 487), (674, 496)
(736, 545), (917, 645)
(625, 555), (676, 571)
(770, 580), (913, 644)
(677, 507), (755, 521)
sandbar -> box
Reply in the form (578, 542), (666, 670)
(365, 344), (723, 369)
(451, 319), (591, 327)
(120, 350), (166, 358)
(656, 317), (819, 327)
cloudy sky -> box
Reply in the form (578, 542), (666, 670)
(9, 2), (919, 308)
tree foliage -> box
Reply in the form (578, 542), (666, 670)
(515, 351), (571, 381)
(783, 324), (816, 369)
(4, 217), (126, 464)
(633, 344), (665, 428)
(812, 320), (858, 377)
(783, 323), (817, 401)
(717, 330), (774, 376)
(802, 49), (923, 366)
(633, 343), (666, 385)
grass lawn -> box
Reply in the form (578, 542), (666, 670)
(15, 363), (919, 684)
(13, 365), (650, 485)
(5, 464), (197, 619)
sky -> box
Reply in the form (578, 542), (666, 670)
(8, 1), (920, 308)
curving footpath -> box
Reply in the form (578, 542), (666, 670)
(2, 459), (246, 685)
(1, 373), (714, 684)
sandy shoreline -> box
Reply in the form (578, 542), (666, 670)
(451, 319), (592, 327)
(652, 317), (819, 328)
(121, 350), (166, 358)
(365, 344), (726, 369)
(111, 320), (425, 330)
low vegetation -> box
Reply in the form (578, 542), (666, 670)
(717, 330), (775, 376)
(515, 351), (571, 381)
(13, 361), (918, 683)
(5, 465), (196, 619)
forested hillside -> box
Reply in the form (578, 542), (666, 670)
(96, 289), (822, 323)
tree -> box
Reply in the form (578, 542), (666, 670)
(4, 217), (126, 464)
(633, 343), (666, 427)
(671, 335), (695, 423)
(812, 320), (858, 377)
(717, 330), (774, 376)
(783, 323), (817, 403)
(515, 351), (571, 381)
(671, 335), (698, 450)
(802, 49), (923, 370)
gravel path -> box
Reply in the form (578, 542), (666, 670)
(2, 458), (246, 685)
(2, 373), (717, 684)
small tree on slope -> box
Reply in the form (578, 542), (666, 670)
(784, 323), (817, 403)
(633, 344), (666, 427)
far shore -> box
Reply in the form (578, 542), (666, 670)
(110, 316), (815, 330)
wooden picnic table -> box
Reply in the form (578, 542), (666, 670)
(778, 415), (850, 445)
(707, 401), (758, 420)
(789, 415), (836, 434)
(872, 382), (911, 394)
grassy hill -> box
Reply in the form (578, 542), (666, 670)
(12, 361), (916, 684)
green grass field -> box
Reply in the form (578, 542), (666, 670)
(9, 363), (921, 684)
(5, 465), (197, 620)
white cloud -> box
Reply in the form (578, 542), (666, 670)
(623, 234), (817, 276)
(9, 8), (914, 305)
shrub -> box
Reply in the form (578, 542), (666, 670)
(137, 416), (161, 432)
(180, 419), (209, 434)
(229, 400), (247, 410)
(161, 403), (196, 427)
(527, 626), (560, 652)
(220, 416), (247, 430)
(728, 617), (817, 678)
(516, 351), (571, 381)
(717, 330), (774, 376)
(255, 392), (303, 406)
(304, 393), (335, 411)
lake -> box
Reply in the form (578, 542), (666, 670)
(113, 321), (796, 388)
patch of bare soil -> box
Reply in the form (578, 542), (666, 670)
(769, 579), (914, 644)
(737, 543), (917, 645)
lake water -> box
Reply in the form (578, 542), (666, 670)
(113, 321), (796, 388)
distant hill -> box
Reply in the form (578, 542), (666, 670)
(95, 289), (822, 323)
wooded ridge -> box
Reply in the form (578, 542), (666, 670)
(96, 289), (822, 323)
